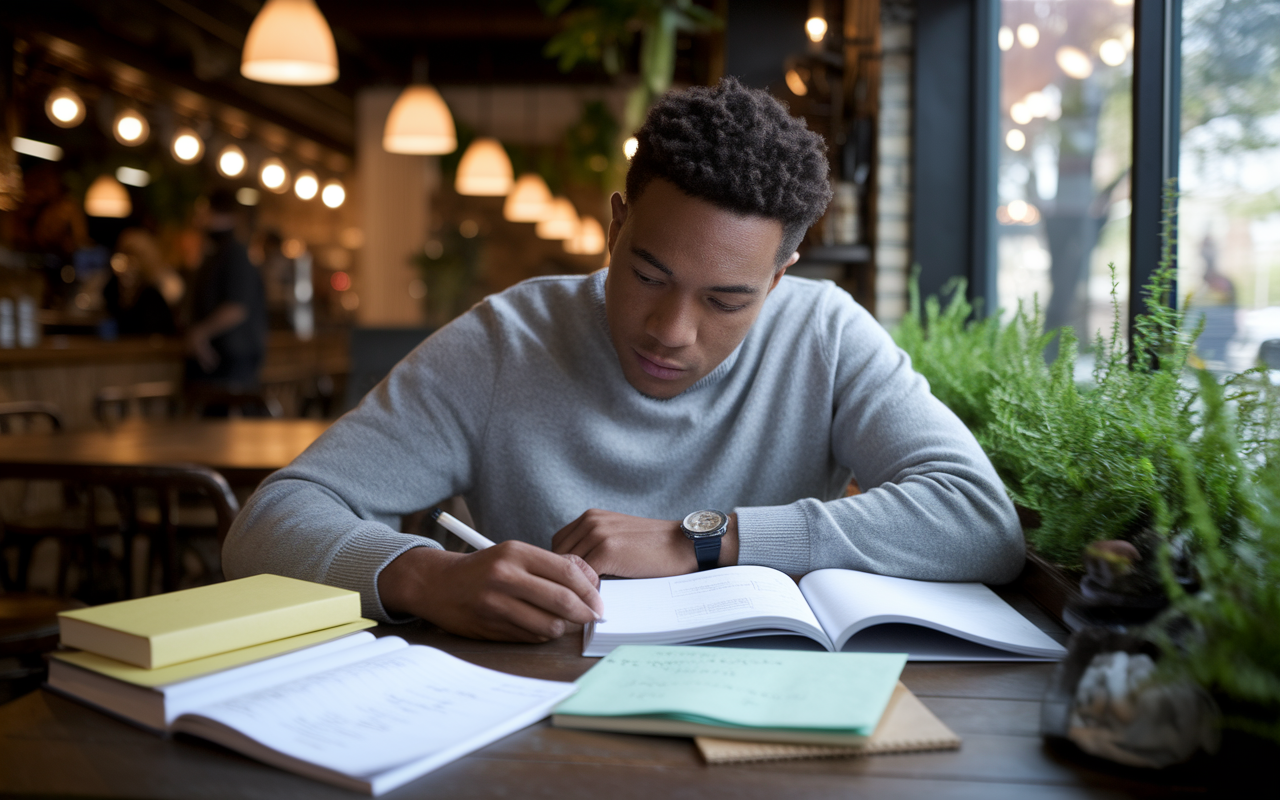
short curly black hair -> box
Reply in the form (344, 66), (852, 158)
(625, 77), (833, 265)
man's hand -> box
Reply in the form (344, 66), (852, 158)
(377, 542), (604, 643)
(551, 509), (738, 578)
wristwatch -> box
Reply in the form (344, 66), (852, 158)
(681, 509), (729, 571)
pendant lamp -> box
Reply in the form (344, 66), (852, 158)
(46, 87), (86, 128)
(536, 197), (579, 240)
(241, 0), (339, 86)
(383, 85), (456, 155)
(503, 174), (553, 222)
(455, 137), (513, 196)
(84, 175), (132, 218)
(564, 216), (606, 255)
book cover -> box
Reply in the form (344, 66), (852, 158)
(58, 574), (362, 669)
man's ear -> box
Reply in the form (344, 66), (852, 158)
(606, 192), (628, 258)
(768, 251), (800, 293)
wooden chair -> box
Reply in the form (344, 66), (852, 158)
(0, 401), (63, 434)
(93, 382), (181, 426)
(0, 463), (239, 599)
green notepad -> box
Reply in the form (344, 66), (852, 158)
(552, 645), (907, 746)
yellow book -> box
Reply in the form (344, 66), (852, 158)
(58, 575), (362, 669)
(52, 620), (376, 687)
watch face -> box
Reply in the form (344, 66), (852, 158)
(682, 510), (727, 537)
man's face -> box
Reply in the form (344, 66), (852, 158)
(603, 179), (797, 400)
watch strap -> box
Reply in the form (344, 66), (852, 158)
(693, 535), (721, 571)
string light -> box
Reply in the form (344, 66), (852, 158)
(113, 109), (149, 146)
(624, 136), (639, 160)
(45, 87), (86, 128)
(217, 144), (247, 178)
(1057, 46), (1094, 80)
(1099, 39), (1127, 66)
(260, 157), (289, 192)
(1006, 129), (1027, 151)
(321, 179), (345, 208)
(998, 26), (1014, 51)
(1016, 24), (1040, 48)
(172, 128), (204, 163)
(294, 169), (319, 200)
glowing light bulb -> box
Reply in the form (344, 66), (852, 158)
(321, 180), (345, 208)
(172, 128), (204, 163)
(1010, 102), (1033, 125)
(114, 110), (149, 145)
(624, 136), (639, 160)
(1006, 129), (1027, 151)
(998, 26), (1014, 51)
(260, 158), (289, 192)
(46, 88), (86, 128)
(217, 145), (247, 178)
(805, 17), (828, 43)
(294, 170), (319, 200)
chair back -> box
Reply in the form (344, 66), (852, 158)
(94, 382), (180, 426)
(0, 401), (63, 434)
(342, 327), (433, 412)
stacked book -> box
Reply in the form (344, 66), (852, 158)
(47, 574), (577, 795)
(552, 644), (963, 764)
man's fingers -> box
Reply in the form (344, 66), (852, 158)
(563, 553), (600, 589)
(483, 594), (570, 642)
(520, 549), (604, 620)
(550, 512), (589, 554)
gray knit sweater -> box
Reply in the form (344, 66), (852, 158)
(223, 270), (1024, 621)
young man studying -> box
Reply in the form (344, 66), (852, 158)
(224, 79), (1023, 643)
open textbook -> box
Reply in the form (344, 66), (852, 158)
(47, 632), (576, 796)
(584, 565), (1067, 660)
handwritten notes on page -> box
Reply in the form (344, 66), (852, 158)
(173, 643), (577, 794)
(555, 645), (906, 734)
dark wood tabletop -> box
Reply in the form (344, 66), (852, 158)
(0, 418), (331, 486)
(0, 589), (1227, 799)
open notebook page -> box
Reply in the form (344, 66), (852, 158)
(590, 566), (830, 650)
(798, 570), (1066, 660)
(173, 644), (576, 795)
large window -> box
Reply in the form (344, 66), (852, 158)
(995, 0), (1135, 348)
(1177, 0), (1280, 371)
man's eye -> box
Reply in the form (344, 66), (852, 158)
(634, 269), (663, 285)
(709, 297), (747, 312)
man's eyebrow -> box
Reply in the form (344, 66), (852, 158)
(631, 246), (759, 295)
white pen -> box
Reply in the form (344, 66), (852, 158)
(430, 508), (497, 550)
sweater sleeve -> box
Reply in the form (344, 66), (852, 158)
(222, 305), (502, 621)
(735, 288), (1025, 584)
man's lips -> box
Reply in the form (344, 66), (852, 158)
(633, 348), (687, 381)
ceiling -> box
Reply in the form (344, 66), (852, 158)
(2, 1), (719, 158)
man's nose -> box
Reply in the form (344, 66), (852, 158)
(646, 294), (698, 349)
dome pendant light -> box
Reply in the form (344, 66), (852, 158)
(384, 87), (456, 155)
(384, 56), (456, 155)
(455, 137), (513, 196)
(85, 175), (132, 218)
(564, 216), (606, 255)
(241, 0), (339, 86)
(503, 173), (553, 222)
(536, 197), (579, 240)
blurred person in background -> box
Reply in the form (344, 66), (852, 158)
(103, 228), (180, 337)
(184, 189), (267, 396)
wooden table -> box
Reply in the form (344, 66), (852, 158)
(0, 418), (331, 487)
(0, 590), (1226, 798)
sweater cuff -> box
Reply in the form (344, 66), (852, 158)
(324, 526), (444, 623)
(734, 503), (810, 576)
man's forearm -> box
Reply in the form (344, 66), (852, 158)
(191, 302), (247, 340)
